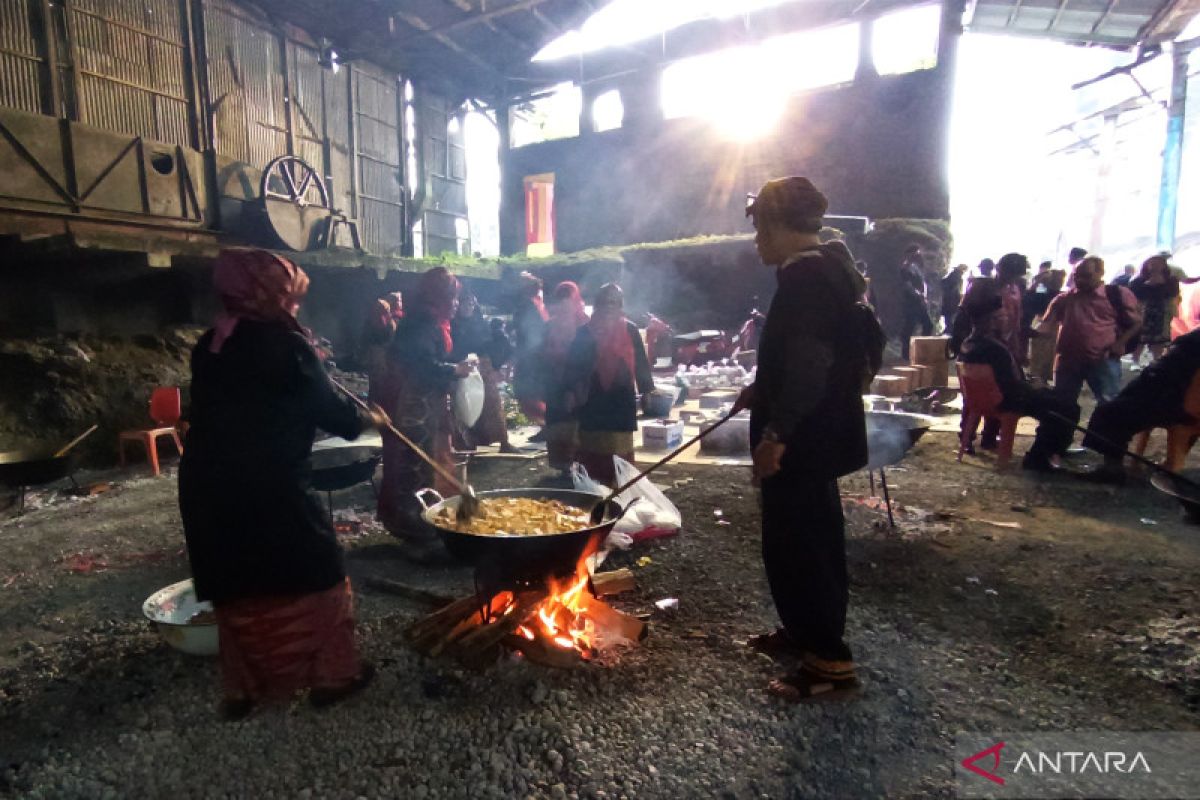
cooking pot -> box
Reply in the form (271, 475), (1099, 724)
(416, 488), (628, 582)
(0, 449), (78, 514)
(310, 445), (380, 492)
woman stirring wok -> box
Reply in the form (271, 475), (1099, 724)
(377, 267), (474, 562)
(179, 248), (387, 720)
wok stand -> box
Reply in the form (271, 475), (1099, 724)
(867, 469), (896, 531)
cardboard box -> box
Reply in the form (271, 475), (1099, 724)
(699, 390), (738, 409)
(641, 419), (685, 450)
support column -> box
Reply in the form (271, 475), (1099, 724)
(1090, 113), (1118, 255)
(855, 17), (877, 83)
(1157, 43), (1190, 252)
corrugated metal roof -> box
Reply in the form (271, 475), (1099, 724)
(966, 0), (1200, 48)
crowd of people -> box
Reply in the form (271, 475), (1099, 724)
(173, 180), (1200, 718)
(931, 246), (1200, 478)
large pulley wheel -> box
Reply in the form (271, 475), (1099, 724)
(259, 155), (332, 251)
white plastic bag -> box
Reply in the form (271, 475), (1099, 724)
(571, 457), (681, 544)
(453, 363), (485, 427)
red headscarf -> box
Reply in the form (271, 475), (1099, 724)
(210, 248), (309, 353)
(544, 281), (589, 362)
(416, 267), (460, 352)
(589, 284), (634, 391)
(386, 291), (404, 321)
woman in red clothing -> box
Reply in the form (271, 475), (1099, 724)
(377, 268), (473, 562)
(543, 281), (590, 471)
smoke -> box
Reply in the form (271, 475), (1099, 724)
(866, 412), (927, 469)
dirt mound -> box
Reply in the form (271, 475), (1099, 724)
(0, 329), (203, 466)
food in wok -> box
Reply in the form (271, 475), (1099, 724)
(433, 496), (593, 535)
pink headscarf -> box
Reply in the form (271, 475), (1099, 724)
(544, 281), (589, 362)
(415, 267), (460, 353)
(210, 248), (310, 353)
(589, 284), (634, 391)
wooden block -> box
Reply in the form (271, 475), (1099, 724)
(871, 375), (907, 398)
(891, 367), (920, 393)
(906, 364), (932, 388)
(910, 336), (950, 366)
(592, 568), (636, 597)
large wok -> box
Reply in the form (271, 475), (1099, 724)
(416, 488), (628, 582)
(1151, 469), (1200, 523)
(865, 411), (936, 471)
(0, 449), (78, 514)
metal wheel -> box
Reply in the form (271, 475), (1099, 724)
(259, 155), (329, 209)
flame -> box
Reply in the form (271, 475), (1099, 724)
(529, 569), (596, 654)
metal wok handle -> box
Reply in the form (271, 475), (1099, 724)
(414, 488), (445, 511)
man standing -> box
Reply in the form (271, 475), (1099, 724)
(940, 264), (967, 333)
(1038, 256), (1141, 405)
(735, 177), (869, 702)
(898, 244), (933, 360)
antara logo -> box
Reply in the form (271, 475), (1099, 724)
(962, 742), (1007, 786)
(962, 741), (1153, 785)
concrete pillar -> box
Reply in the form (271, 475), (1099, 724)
(1157, 43), (1191, 252)
(617, 67), (663, 133)
(855, 17), (877, 83)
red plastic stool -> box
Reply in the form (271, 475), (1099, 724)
(118, 387), (184, 476)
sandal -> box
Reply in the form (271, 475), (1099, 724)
(310, 662), (377, 708)
(767, 669), (861, 704)
(746, 629), (803, 660)
(218, 696), (254, 721)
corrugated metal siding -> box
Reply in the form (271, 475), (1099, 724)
(71, 0), (191, 143)
(419, 90), (467, 256)
(0, 0), (46, 114)
(354, 63), (403, 254)
(203, 0), (286, 168)
(325, 66), (352, 215)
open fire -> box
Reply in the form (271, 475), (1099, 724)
(406, 566), (645, 669)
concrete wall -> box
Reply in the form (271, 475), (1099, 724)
(500, 66), (953, 255)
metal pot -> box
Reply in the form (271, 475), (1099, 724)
(142, 579), (219, 656)
(0, 449), (77, 514)
(310, 446), (381, 492)
(416, 488), (628, 581)
(1151, 470), (1200, 522)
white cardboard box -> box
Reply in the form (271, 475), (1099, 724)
(641, 419), (685, 450)
(699, 390), (738, 409)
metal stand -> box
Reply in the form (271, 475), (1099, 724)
(879, 469), (895, 530)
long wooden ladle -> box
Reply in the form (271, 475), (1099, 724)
(55, 424), (99, 458)
(330, 379), (481, 521)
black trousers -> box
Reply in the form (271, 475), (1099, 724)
(760, 473), (852, 663)
(1085, 388), (1188, 458)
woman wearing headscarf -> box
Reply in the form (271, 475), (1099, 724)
(361, 291), (403, 408)
(377, 267), (472, 560)
(1131, 255), (1180, 366)
(543, 282), (590, 471)
(179, 248), (385, 719)
(450, 289), (516, 452)
(562, 283), (653, 485)
(511, 271), (549, 427)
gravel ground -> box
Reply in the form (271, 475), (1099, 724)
(2, 429), (1200, 799)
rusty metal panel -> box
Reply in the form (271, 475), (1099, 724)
(203, 0), (286, 170)
(354, 62), (403, 254)
(0, 0), (45, 114)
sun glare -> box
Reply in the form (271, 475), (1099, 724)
(533, 0), (800, 62)
(661, 24), (858, 140)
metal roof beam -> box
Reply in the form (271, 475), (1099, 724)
(392, 0), (559, 45)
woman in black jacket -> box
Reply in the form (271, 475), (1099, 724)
(180, 248), (384, 719)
